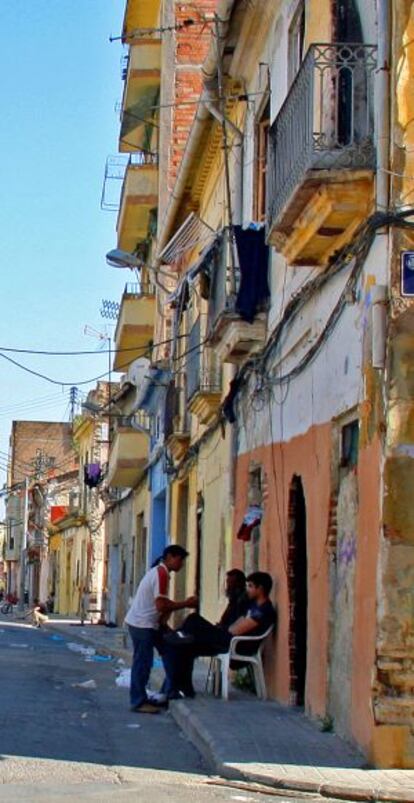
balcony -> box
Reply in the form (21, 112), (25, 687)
(267, 43), (377, 266)
(117, 153), (159, 253)
(113, 282), (156, 372)
(187, 319), (222, 425)
(119, 39), (161, 153)
(207, 230), (268, 364)
(122, 0), (162, 41)
(164, 381), (190, 461)
(107, 422), (148, 488)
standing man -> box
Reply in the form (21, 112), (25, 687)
(125, 544), (197, 714)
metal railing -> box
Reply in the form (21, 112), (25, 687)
(187, 319), (222, 402)
(101, 151), (158, 212)
(207, 230), (240, 333)
(164, 381), (189, 440)
(129, 151), (159, 167)
(121, 54), (129, 81)
(268, 43), (377, 227)
(124, 281), (155, 297)
(116, 410), (151, 432)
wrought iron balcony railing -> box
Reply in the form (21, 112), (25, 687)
(207, 230), (240, 333)
(124, 281), (155, 297)
(164, 381), (189, 440)
(187, 319), (222, 402)
(268, 43), (377, 229)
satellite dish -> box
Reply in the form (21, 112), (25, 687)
(106, 249), (143, 269)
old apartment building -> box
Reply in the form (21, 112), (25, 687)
(103, 0), (414, 767)
(5, 421), (77, 602)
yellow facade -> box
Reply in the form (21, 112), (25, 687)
(48, 520), (87, 616)
(49, 388), (109, 617)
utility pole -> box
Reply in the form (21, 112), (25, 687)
(70, 386), (78, 424)
(18, 477), (29, 612)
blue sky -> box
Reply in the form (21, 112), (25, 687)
(0, 0), (126, 481)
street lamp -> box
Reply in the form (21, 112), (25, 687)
(105, 249), (143, 270)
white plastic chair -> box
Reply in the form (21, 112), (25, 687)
(212, 624), (274, 700)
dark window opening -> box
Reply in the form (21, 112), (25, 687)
(341, 420), (359, 469)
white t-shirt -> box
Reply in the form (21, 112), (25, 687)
(125, 563), (170, 629)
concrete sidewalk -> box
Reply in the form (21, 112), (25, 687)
(170, 696), (414, 802)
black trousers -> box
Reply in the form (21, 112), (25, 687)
(165, 614), (232, 694)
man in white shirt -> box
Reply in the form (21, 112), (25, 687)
(125, 544), (197, 714)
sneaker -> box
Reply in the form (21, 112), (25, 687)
(167, 690), (186, 700)
(147, 690), (167, 704)
(130, 702), (160, 714)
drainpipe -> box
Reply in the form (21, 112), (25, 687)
(371, 284), (388, 369)
(376, 0), (391, 211)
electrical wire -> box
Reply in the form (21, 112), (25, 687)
(0, 342), (179, 356)
(118, 90), (267, 115)
(0, 333), (190, 387)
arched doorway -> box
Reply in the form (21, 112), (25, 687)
(287, 476), (308, 707)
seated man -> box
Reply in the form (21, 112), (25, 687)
(164, 571), (276, 698)
(33, 599), (49, 628)
(218, 568), (249, 629)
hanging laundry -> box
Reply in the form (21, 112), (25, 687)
(234, 224), (270, 324)
(237, 505), (263, 542)
(84, 463), (102, 488)
(222, 376), (242, 424)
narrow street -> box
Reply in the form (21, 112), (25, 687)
(0, 619), (317, 802)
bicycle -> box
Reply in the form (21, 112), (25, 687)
(1, 594), (18, 614)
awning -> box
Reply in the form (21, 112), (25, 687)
(158, 212), (215, 265)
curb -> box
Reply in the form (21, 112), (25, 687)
(169, 700), (414, 803)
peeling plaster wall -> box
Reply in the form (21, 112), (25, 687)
(233, 425), (331, 717)
(364, 0), (414, 767)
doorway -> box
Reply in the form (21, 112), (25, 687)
(287, 476), (308, 707)
(151, 492), (167, 566)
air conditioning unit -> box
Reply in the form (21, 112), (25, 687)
(127, 358), (148, 389)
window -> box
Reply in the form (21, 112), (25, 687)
(288, 2), (305, 86)
(8, 521), (15, 551)
(341, 420), (359, 469)
(254, 103), (270, 223)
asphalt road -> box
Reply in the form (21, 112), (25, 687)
(0, 619), (330, 802)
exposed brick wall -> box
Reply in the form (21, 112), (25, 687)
(10, 421), (78, 485)
(167, 1), (217, 190)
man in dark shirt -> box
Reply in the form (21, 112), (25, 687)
(219, 569), (249, 629)
(164, 571), (276, 697)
